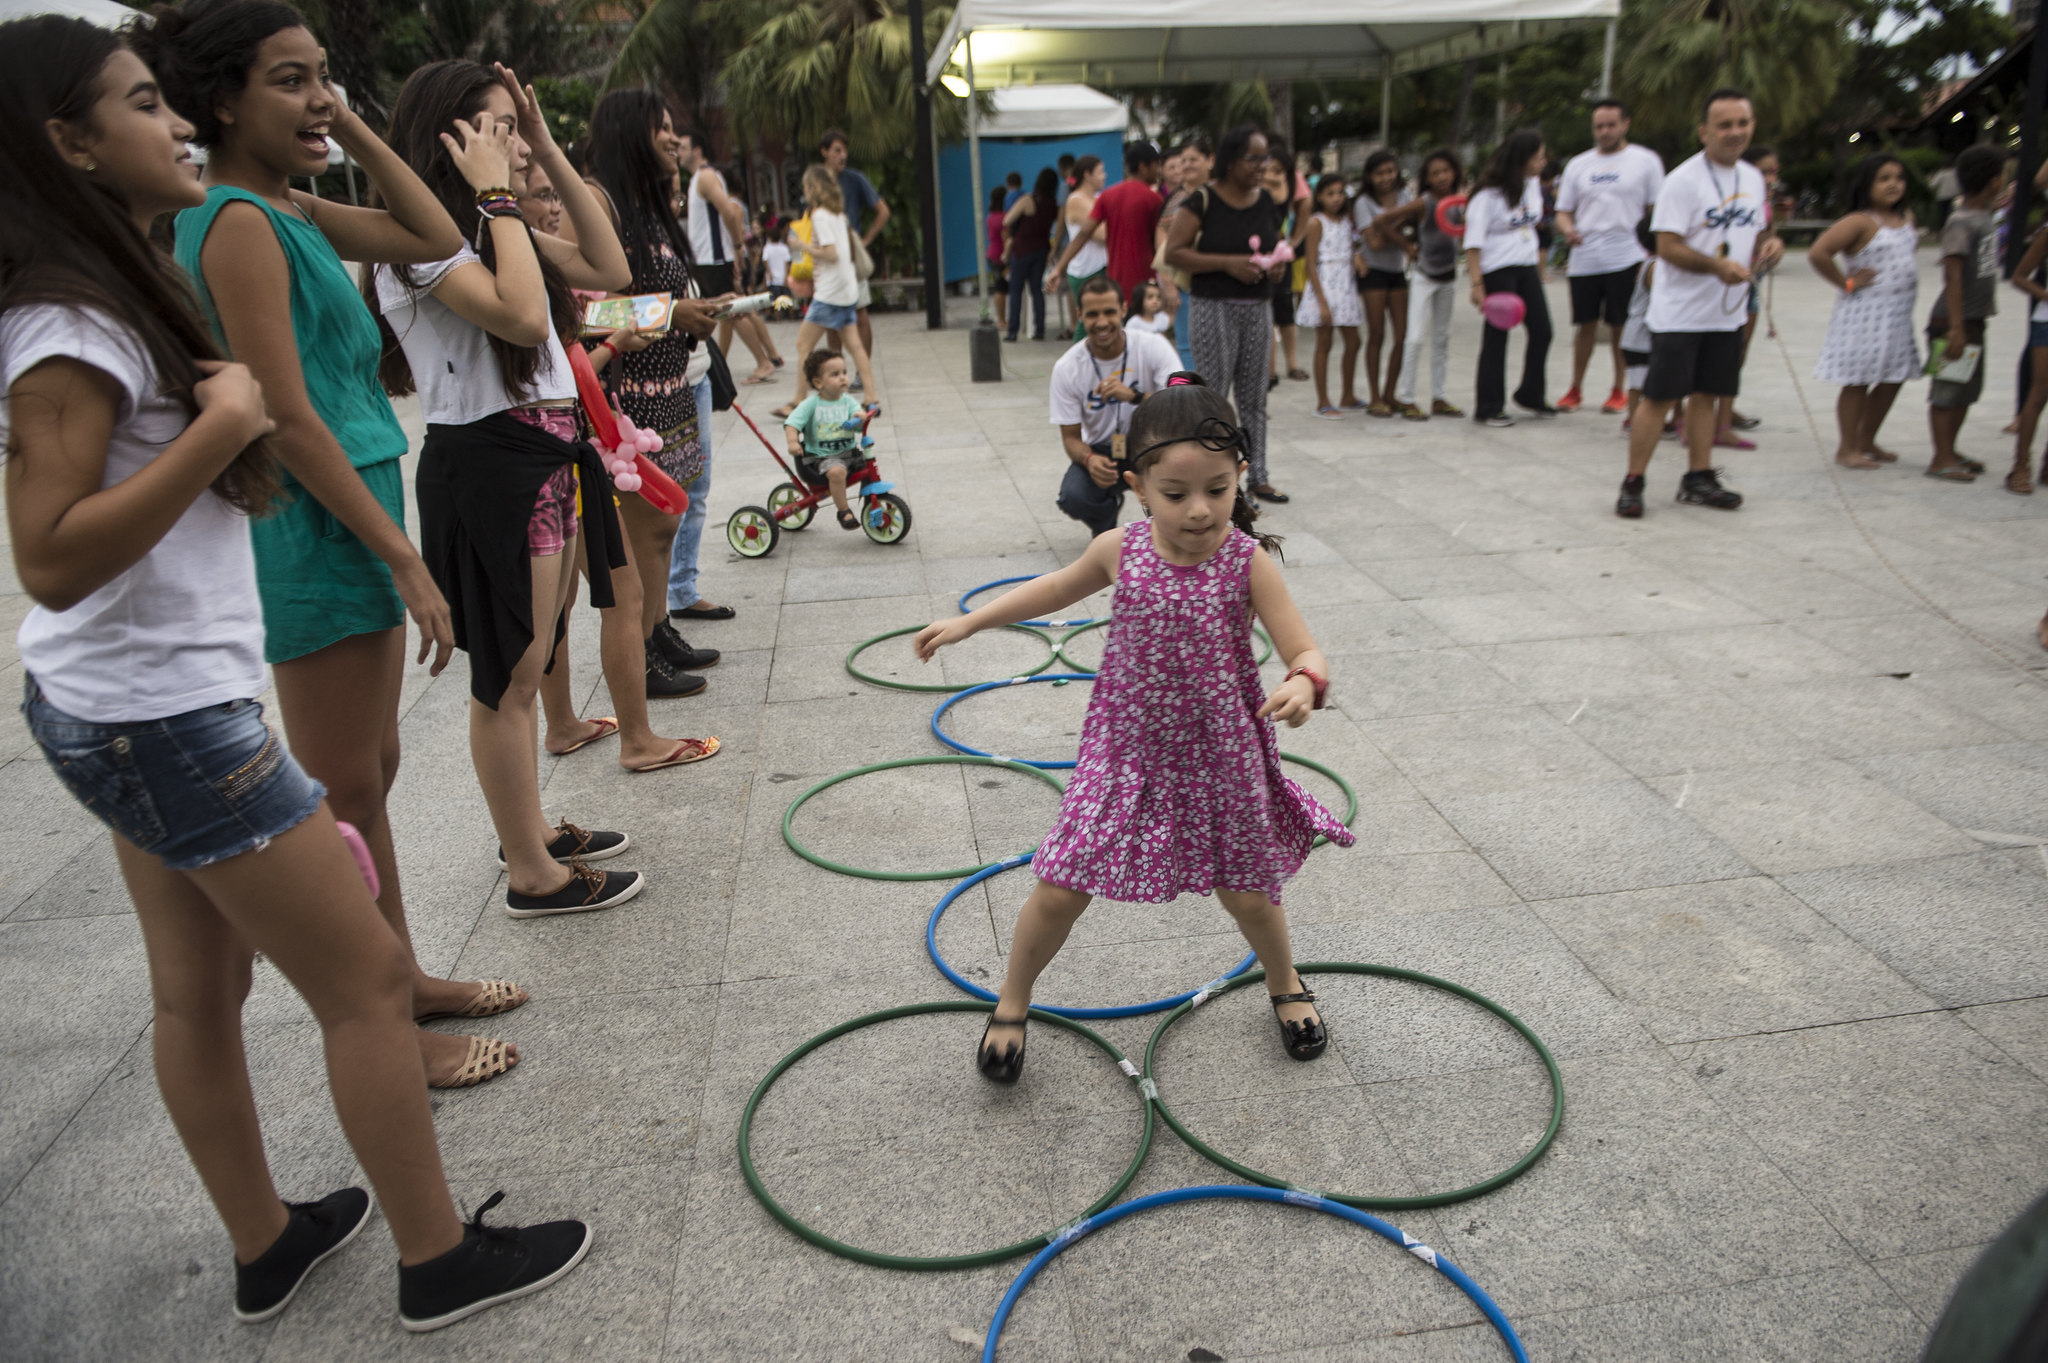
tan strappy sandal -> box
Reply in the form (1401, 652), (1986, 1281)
(416, 979), (528, 1023)
(429, 1036), (519, 1089)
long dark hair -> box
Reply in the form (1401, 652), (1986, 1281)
(1420, 147), (1464, 197)
(1477, 128), (1545, 200)
(586, 89), (689, 282)
(0, 14), (277, 513)
(1029, 166), (1059, 209)
(1126, 374), (1281, 557)
(1847, 153), (1904, 214)
(1361, 149), (1404, 203)
(129, 0), (304, 150)
(368, 60), (576, 399)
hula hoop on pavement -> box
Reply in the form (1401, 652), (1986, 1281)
(957, 576), (1105, 629)
(1143, 963), (1565, 1209)
(925, 851), (1257, 1019)
(1055, 619), (1273, 672)
(846, 623), (1057, 693)
(980, 1183), (1529, 1363)
(782, 755), (1065, 881)
(737, 999), (1154, 1270)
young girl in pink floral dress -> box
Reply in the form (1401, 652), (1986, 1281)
(915, 374), (1354, 1082)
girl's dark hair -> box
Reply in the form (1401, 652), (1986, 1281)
(367, 60), (577, 400)
(1072, 154), (1102, 184)
(0, 14), (277, 513)
(587, 89), (690, 282)
(988, 186), (1006, 214)
(1477, 128), (1545, 199)
(1126, 373), (1281, 557)
(1847, 153), (1906, 214)
(1743, 144), (1775, 166)
(1420, 147), (1464, 193)
(1311, 172), (1349, 210)
(1031, 166), (1059, 204)
(1362, 149), (1403, 199)
(129, 0), (306, 149)
(1215, 124), (1266, 177)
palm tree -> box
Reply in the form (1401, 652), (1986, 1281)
(1620, 0), (1853, 149)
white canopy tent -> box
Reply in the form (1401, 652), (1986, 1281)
(0, 0), (143, 28)
(930, 0), (1621, 328)
(979, 82), (1131, 137)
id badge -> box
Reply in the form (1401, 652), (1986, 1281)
(1110, 433), (1127, 461)
(1716, 242), (1730, 259)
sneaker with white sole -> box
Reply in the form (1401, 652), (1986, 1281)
(234, 1188), (374, 1323)
(505, 861), (643, 918)
(398, 1192), (591, 1332)
(496, 821), (628, 869)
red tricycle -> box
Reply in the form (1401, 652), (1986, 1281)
(723, 401), (912, 557)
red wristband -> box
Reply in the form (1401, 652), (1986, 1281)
(1282, 666), (1328, 710)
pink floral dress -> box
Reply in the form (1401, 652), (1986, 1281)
(1034, 521), (1354, 903)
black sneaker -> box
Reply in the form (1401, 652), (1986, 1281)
(497, 820), (628, 868)
(1478, 413), (1515, 428)
(234, 1187), (373, 1323)
(1515, 403), (1559, 419)
(1676, 467), (1744, 510)
(1616, 474), (1646, 519)
(505, 860), (644, 918)
(652, 620), (719, 671)
(646, 641), (707, 699)
(398, 1192), (591, 1332)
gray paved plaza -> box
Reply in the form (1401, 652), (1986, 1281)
(4, 255), (2048, 1361)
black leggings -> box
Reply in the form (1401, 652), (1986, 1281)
(1007, 251), (1047, 340)
(1474, 264), (1553, 417)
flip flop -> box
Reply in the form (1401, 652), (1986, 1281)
(1957, 456), (1987, 474)
(1924, 464), (1979, 482)
(742, 371), (777, 385)
(547, 716), (618, 757)
(627, 736), (721, 773)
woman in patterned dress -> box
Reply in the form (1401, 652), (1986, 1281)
(915, 375), (1354, 1083)
(1810, 154), (1921, 469)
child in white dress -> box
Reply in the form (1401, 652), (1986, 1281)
(1296, 175), (1365, 417)
(1809, 154), (1920, 469)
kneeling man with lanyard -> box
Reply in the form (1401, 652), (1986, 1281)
(1049, 275), (1182, 535)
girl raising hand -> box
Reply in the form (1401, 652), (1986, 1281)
(915, 374), (1354, 1083)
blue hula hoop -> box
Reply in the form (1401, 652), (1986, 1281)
(926, 852), (1256, 1019)
(958, 576), (1105, 630)
(929, 673), (1095, 769)
(982, 1184), (1529, 1363)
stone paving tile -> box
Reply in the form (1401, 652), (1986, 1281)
(1853, 741), (2048, 842)
(1870, 1244), (1986, 1330)
(1678, 1011), (2048, 1261)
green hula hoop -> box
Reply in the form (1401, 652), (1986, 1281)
(1055, 619), (1272, 672)
(737, 999), (1155, 1269)
(782, 754), (1065, 880)
(1143, 962), (1565, 1209)
(846, 623), (1057, 693)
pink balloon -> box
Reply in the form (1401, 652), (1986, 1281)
(616, 472), (641, 492)
(1481, 291), (1527, 330)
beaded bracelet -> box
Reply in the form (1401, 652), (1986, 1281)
(475, 187), (522, 221)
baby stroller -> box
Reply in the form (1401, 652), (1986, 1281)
(724, 401), (911, 558)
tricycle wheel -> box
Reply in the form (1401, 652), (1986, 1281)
(768, 482), (814, 530)
(727, 506), (780, 558)
(862, 493), (913, 546)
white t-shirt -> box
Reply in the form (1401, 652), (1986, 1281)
(1557, 143), (1664, 276)
(764, 240), (791, 286)
(1353, 189), (1415, 274)
(1463, 179), (1544, 273)
(1648, 151), (1766, 334)
(686, 169), (732, 265)
(2, 306), (265, 722)
(1127, 313), (1174, 336)
(808, 209), (859, 307)
(375, 246), (575, 425)
(1048, 330), (1180, 447)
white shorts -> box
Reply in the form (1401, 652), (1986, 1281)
(1625, 364), (1648, 392)
(856, 277), (872, 310)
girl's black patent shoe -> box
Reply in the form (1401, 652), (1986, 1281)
(1270, 990), (1327, 1061)
(977, 1012), (1028, 1084)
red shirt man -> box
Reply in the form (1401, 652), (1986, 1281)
(1050, 141), (1167, 307)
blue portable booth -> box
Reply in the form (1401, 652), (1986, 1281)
(939, 84), (1131, 285)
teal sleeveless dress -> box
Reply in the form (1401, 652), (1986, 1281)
(174, 186), (408, 663)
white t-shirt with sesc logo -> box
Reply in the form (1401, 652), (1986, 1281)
(1556, 143), (1665, 276)
(1647, 150), (1766, 334)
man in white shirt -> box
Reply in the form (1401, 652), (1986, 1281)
(1048, 277), (1182, 536)
(1618, 88), (1784, 519)
(1554, 100), (1663, 414)
(678, 130), (779, 384)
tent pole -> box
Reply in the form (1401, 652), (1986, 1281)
(1379, 56), (1390, 147)
(966, 32), (988, 322)
(908, 0), (943, 328)
(1599, 20), (1616, 98)
(1493, 57), (1506, 145)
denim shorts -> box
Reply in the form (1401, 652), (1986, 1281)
(808, 300), (859, 331)
(25, 679), (325, 870)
